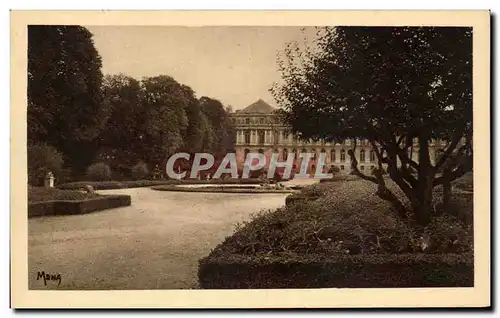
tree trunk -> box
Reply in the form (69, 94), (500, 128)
(442, 167), (452, 211)
(413, 182), (433, 225)
(414, 133), (433, 225)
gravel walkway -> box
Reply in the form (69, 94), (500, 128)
(28, 188), (288, 290)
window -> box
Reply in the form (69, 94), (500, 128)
(360, 165), (364, 171)
(244, 131), (251, 144)
(260, 117), (266, 124)
(311, 149), (316, 161)
(360, 149), (366, 162)
(274, 131), (280, 143)
(340, 149), (346, 162)
(258, 130), (265, 144)
(331, 149), (336, 162)
(340, 165), (345, 170)
(371, 165), (375, 171)
(283, 148), (288, 161)
(245, 118), (250, 125)
(320, 148), (326, 161)
(370, 150), (376, 162)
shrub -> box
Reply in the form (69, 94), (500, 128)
(299, 183), (332, 198)
(198, 253), (473, 289)
(131, 162), (149, 180)
(28, 143), (64, 186)
(206, 179), (473, 258)
(328, 165), (340, 174)
(28, 187), (99, 203)
(28, 194), (131, 218)
(151, 185), (295, 194)
(86, 162), (112, 181)
(57, 178), (266, 190)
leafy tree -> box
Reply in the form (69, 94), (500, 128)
(28, 26), (105, 174)
(141, 75), (189, 166)
(27, 143), (64, 186)
(97, 74), (145, 171)
(86, 162), (112, 181)
(131, 161), (150, 180)
(272, 27), (472, 225)
(182, 85), (207, 154)
(200, 96), (236, 156)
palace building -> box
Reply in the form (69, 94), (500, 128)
(229, 99), (441, 176)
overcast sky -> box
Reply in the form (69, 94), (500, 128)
(86, 26), (319, 110)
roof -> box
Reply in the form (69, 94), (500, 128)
(239, 99), (276, 114)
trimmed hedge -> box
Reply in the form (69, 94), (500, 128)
(28, 187), (99, 203)
(28, 195), (131, 218)
(198, 253), (474, 289)
(285, 193), (318, 206)
(57, 178), (265, 190)
(151, 185), (296, 194)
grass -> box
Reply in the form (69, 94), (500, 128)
(209, 178), (473, 258)
(28, 186), (100, 203)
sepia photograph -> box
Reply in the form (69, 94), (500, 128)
(10, 10), (490, 308)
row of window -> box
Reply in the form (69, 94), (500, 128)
(238, 129), (376, 147)
(232, 116), (277, 125)
(242, 148), (377, 163)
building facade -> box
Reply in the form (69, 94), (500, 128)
(230, 99), (441, 176)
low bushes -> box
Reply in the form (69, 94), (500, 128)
(57, 178), (265, 190)
(131, 162), (149, 180)
(28, 187), (99, 203)
(198, 179), (474, 288)
(151, 185), (296, 194)
(86, 162), (112, 181)
(199, 252), (473, 288)
(28, 195), (131, 218)
(28, 143), (65, 186)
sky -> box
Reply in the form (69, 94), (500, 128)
(86, 26), (319, 110)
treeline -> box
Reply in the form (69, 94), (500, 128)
(27, 25), (235, 185)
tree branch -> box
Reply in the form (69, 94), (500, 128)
(433, 155), (473, 186)
(348, 146), (407, 219)
(434, 130), (465, 170)
(347, 148), (377, 183)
